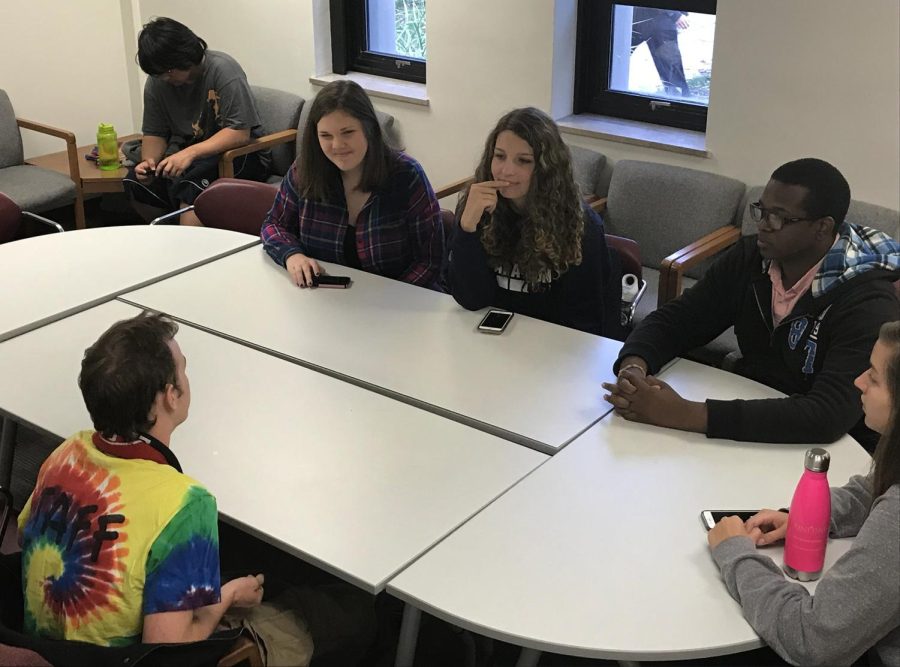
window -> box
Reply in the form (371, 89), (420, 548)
(331, 0), (427, 84)
(574, 0), (717, 131)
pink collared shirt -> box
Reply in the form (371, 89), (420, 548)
(768, 240), (837, 327)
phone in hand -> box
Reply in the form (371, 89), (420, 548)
(700, 510), (759, 531)
(311, 274), (352, 288)
(477, 309), (514, 334)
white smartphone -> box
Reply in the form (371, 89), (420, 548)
(477, 309), (514, 334)
(700, 510), (759, 531)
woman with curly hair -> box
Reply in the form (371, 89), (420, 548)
(447, 107), (622, 336)
(261, 80), (443, 290)
(707, 320), (900, 666)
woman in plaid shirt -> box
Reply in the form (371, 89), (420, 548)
(261, 81), (443, 290)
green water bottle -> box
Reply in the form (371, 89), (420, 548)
(96, 123), (119, 171)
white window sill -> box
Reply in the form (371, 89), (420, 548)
(309, 72), (429, 107)
(557, 114), (709, 158)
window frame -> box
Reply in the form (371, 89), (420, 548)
(574, 0), (717, 132)
(330, 0), (427, 84)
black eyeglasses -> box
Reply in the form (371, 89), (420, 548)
(749, 202), (815, 231)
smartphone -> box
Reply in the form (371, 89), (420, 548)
(477, 309), (514, 334)
(700, 510), (759, 531)
(312, 274), (352, 288)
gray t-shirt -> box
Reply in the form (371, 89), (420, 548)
(713, 476), (900, 666)
(142, 50), (268, 165)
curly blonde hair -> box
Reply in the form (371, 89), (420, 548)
(462, 107), (584, 286)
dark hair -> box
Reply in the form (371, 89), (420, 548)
(871, 321), (900, 499)
(463, 107), (584, 285)
(770, 158), (851, 229)
(293, 80), (395, 201)
(79, 312), (180, 439)
(136, 17), (207, 76)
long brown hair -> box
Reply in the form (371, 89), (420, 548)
(462, 107), (584, 286)
(294, 80), (396, 201)
(871, 320), (900, 498)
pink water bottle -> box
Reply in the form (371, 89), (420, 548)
(783, 448), (831, 581)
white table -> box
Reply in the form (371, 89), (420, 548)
(119, 247), (624, 454)
(0, 300), (547, 592)
(388, 360), (873, 664)
(0, 226), (258, 342)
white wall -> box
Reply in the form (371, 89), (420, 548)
(564, 0), (900, 209)
(0, 0), (136, 158)
(3, 0), (897, 209)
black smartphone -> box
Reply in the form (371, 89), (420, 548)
(312, 275), (352, 288)
(477, 309), (514, 334)
(700, 510), (759, 531)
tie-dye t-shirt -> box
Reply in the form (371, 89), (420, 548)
(17, 430), (221, 646)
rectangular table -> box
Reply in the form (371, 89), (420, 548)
(0, 300), (546, 592)
(0, 226), (258, 342)
(120, 247), (624, 454)
(388, 360), (873, 663)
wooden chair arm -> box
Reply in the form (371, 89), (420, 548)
(589, 196), (608, 215)
(657, 225), (741, 307)
(216, 636), (263, 667)
(17, 117), (79, 183)
(434, 176), (473, 200)
(17, 117), (76, 143)
(219, 129), (298, 178)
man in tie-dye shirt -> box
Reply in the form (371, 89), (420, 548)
(18, 313), (264, 647)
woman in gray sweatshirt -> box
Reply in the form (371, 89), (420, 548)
(708, 320), (900, 667)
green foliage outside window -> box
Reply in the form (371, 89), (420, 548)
(394, 0), (426, 59)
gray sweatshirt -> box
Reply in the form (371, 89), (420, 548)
(712, 476), (900, 667)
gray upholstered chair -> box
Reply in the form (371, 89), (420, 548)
(568, 144), (608, 200)
(593, 160), (746, 325)
(219, 86), (306, 183)
(0, 90), (79, 228)
(848, 200), (900, 240)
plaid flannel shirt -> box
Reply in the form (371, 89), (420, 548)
(811, 222), (900, 296)
(261, 153), (444, 289)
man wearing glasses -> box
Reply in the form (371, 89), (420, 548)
(603, 158), (899, 451)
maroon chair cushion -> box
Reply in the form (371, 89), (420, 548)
(0, 192), (22, 245)
(194, 179), (278, 236)
(606, 233), (642, 282)
(0, 644), (52, 667)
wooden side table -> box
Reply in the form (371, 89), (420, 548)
(26, 133), (141, 229)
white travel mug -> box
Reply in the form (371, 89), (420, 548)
(622, 274), (639, 304)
